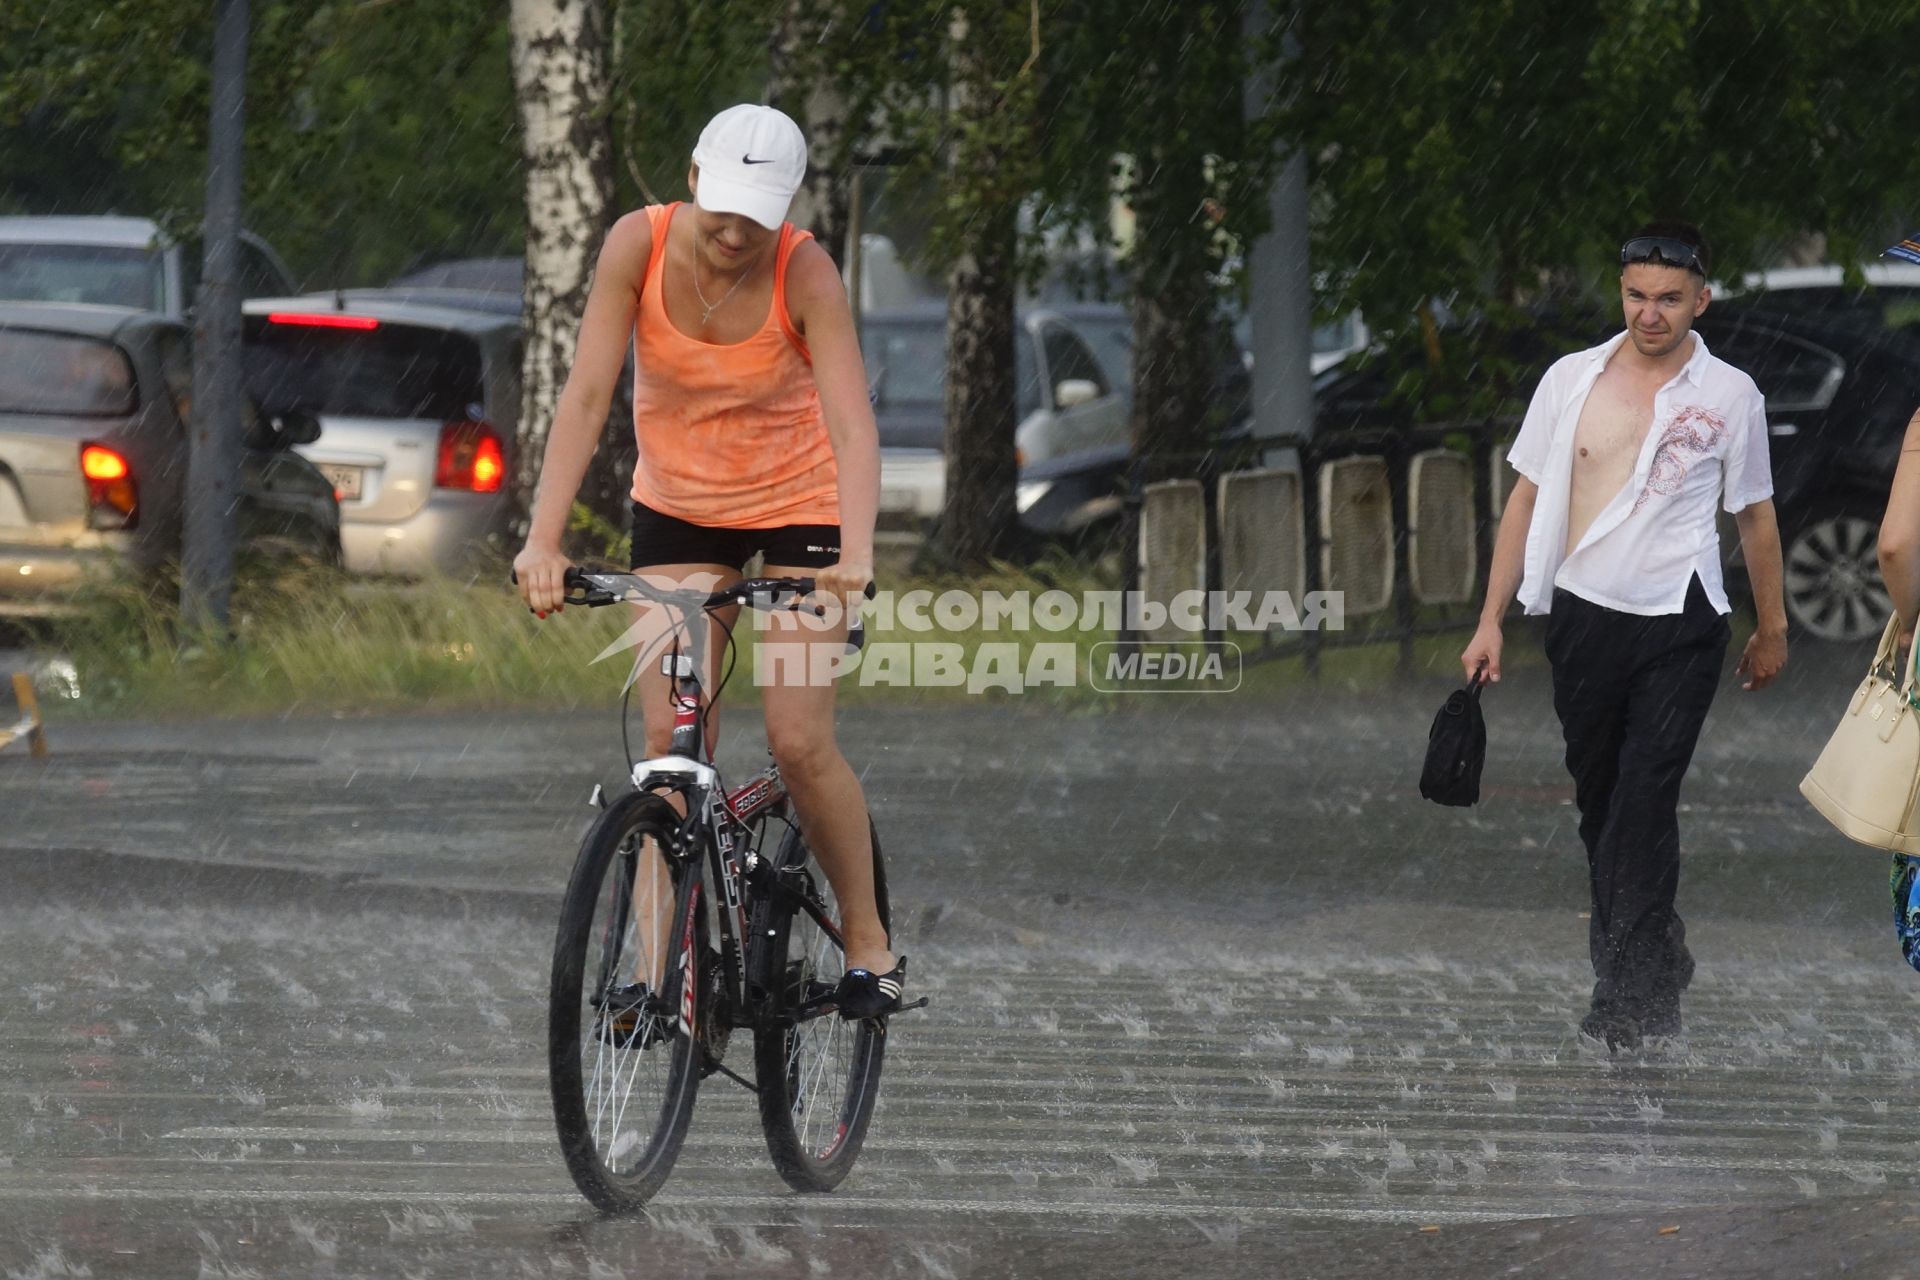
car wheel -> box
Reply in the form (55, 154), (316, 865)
(1782, 504), (1893, 643)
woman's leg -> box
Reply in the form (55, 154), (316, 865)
(757, 564), (892, 976)
(623, 563), (739, 986)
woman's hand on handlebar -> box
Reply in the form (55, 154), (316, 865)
(814, 558), (874, 622)
(514, 541), (575, 617)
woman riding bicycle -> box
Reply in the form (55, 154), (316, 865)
(514, 103), (900, 1018)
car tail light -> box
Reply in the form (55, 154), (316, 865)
(80, 443), (137, 528)
(436, 420), (505, 493)
(267, 312), (380, 330)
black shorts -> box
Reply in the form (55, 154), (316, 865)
(629, 500), (841, 571)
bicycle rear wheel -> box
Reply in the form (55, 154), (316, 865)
(549, 792), (704, 1212)
(751, 816), (890, 1191)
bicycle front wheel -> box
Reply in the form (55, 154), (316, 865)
(548, 792), (704, 1212)
(751, 816), (890, 1192)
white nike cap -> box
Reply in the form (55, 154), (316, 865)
(691, 104), (808, 231)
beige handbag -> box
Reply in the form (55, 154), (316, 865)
(1801, 614), (1920, 853)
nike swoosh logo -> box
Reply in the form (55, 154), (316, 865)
(742, 154), (773, 165)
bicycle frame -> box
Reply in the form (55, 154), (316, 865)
(633, 752), (848, 1019)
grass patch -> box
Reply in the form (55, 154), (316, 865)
(38, 554), (1505, 719)
(50, 562), (637, 719)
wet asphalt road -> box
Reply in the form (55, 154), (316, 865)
(5, 640), (1920, 1277)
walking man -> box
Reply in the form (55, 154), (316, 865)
(1462, 222), (1789, 1050)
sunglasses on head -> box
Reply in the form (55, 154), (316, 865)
(1620, 236), (1705, 277)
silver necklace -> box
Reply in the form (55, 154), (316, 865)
(693, 256), (753, 326)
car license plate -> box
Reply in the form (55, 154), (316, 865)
(318, 464), (364, 502)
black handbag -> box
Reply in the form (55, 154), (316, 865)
(1420, 666), (1487, 807)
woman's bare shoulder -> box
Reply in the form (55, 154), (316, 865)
(598, 208), (657, 277)
(782, 235), (846, 312)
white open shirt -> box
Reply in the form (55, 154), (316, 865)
(1507, 331), (1774, 617)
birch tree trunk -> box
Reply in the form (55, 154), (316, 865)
(508, 0), (613, 537)
(771, 0), (852, 265)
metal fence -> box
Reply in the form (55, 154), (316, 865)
(1128, 419), (1515, 674)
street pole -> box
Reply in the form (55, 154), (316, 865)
(1243, 0), (1312, 451)
(182, 0), (249, 636)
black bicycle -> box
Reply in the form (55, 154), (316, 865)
(538, 567), (921, 1213)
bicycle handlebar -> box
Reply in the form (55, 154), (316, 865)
(512, 568), (876, 649)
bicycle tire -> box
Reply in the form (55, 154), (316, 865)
(548, 792), (705, 1212)
(750, 815), (890, 1192)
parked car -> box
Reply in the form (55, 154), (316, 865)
(1692, 304), (1920, 642)
(0, 216), (296, 317)
(1720, 262), (1920, 327)
(1309, 310), (1373, 375)
(863, 303), (1127, 532)
(241, 292), (520, 577)
(0, 302), (340, 616)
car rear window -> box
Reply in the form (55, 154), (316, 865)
(0, 244), (164, 312)
(0, 329), (137, 415)
(243, 316), (485, 421)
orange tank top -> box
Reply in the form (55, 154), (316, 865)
(628, 202), (840, 529)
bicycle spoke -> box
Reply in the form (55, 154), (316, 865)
(794, 1016), (843, 1152)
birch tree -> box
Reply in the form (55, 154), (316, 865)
(509, 0), (614, 532)
(770, 0), (854, 264)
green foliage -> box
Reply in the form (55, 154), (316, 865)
(567, 499), (632, 564)
(607, 0), (780, 210)
(0, 0), (818, 288)
(0, 1), (520, 287)
(1287, 0), (1920, 387)
(14, 0), (1916, 438)
(1045, 0), (1288, 277)
(776, 2), (1051, 281)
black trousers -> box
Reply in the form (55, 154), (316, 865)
(1545, 577), (1730, 1015)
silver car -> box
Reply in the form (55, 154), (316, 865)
(0, 302), (339, 616)
(242, 293), (520, 577)
(862, 304), (1127, 531)
(0, 215), (296, 317)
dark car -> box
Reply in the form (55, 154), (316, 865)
(0, 302), (340, 615)
(1694, 304), (1920, 642)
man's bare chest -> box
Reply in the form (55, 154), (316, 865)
(1570, 378), (1656, 473)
